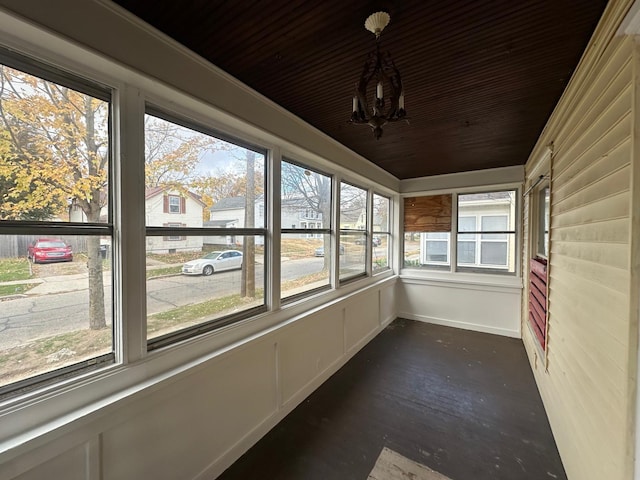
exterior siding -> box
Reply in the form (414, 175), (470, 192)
(523, 33), (636, 480)
(146, 191), (204, 253)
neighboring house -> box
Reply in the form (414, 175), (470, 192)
(145, 187), (206, 254)
(339, 208), (365, 230)
(68, 197), (108, 223)
(282, 197), (323, 238)
(209, 195), (325, 243)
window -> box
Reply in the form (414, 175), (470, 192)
(144, 110), (266, 349)
(280, 159), (332, 301)
(422, 232), (450, 264)
(372, 194), (390, 273)
(168, 195), (181, 213)
(403, 191), (517, 274)
(0, 54), (113, 395)
(339, 182), (367, 281)
(166, 223), (184, 241)
(457, 191), (517, 273)
(537, 186), (550, 258)
(403, 194), (452, 269)
(530, 183), (550, 349)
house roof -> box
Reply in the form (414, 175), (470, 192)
(204, 219), (238, 227)
(210, 196), (247, 211)
(145, 187), (207, 206)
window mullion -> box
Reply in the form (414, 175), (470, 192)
(270, 146), (281, 311)
(451, 193), (458, 272)
(118, 85), (147, 364)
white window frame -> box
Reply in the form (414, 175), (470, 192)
(168, 195), (181, 213)
(404, 188), (519, 275)
(0, 10), (396, 438)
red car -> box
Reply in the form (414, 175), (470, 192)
(28, 238), (73, 264)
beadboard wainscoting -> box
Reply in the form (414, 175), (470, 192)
(1, 279), (397, 480)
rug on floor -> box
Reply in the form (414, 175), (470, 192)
(367, 447), (453, 480)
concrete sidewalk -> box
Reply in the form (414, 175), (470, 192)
(1, 255), (265, 296)
(27, 272), (112, 295)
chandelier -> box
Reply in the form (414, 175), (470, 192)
(350, 12), (406, 140)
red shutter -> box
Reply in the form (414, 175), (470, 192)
(163, 194), (169, 213)
(181, 223), (187, 241)
(529, 258), (548, 349)
(180, 196), (186, 214)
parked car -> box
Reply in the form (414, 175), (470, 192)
(182, 250), (243, 276)
(354, 236), (382, 246)
(314, 245), (345, 257)
(28, 238), (73, 263)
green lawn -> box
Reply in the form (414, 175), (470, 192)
(0, 258), (31, 282)
(0, 283), (37, 296)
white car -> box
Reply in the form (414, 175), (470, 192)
(182, 250), (243, 276)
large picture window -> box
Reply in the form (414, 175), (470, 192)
(144, 110), (266, 349)
(0, 55), (114, 395)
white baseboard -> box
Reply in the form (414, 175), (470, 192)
(399, 312), (520, 338)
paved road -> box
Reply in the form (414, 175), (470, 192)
(0, 256), (326, 348)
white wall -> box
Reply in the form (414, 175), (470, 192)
(2, 280), (397, 480)
(398, 274), (522, 338)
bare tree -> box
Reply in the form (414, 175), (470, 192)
(281, 162), (331, 269)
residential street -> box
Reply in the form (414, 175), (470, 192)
(0, 256), (325, 348)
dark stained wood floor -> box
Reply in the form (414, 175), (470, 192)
(218, 318), (566, 480)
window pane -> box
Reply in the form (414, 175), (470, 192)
(339, 232), (366, 280)
(0, 63), (113, 392)
(144, 114), (265, 229)
(281, 161), (331, 230)
(281, 233), (330, 299)
(537, 187), (550, 257)
(0, 234), (113, 390)
(481, 215), (508, 239)
(404, 232), (450, 269)
(340, 183), (367, 230)
(458, 216), (476, 232)
(481, 242), (508, 265)
(425, 240), (448, 262)
(340, 182), (367, 281)
(146, 235), (265, 341)
(372, 233), (389, 273)
(0, 65), (110, 224)
(373, 194), (390, 232)
(457, 240), (476, 264)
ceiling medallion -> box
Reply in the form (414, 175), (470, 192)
(350, 11), (406, 140)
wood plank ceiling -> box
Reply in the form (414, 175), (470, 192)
(112, 0), (608, 180)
